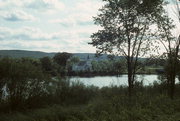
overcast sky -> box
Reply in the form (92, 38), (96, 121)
(0, 0), (104, 53)
(0, 0), (179, 53)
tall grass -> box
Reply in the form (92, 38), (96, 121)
(0, 81), (180, 121)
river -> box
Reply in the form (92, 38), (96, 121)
(70, 74), (179, 88)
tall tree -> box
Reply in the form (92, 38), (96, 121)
(90, 0), (164, 97)
(155, 0), (180, 99)
(53, 52), (72, 76)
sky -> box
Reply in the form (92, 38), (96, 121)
(0, 0), (179, 53)
(0, 0), (103, 53)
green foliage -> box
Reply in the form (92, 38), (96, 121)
(0, 55), (180, 120)
(40, 56), (56, 76)
(69, 56), (80, 64)
(51, 78), (98, 105)
(0, 85), (180, 121)
(53, 52), (72, 67)
(90, 0), (165, 97)
(53, 52), (72, 76)
(91, 59), (126, 75)
(67, 56), (80, 72)
(153, 0), (180, 99)
(90, 0), (164, 55)
(0, 58), (50, 110)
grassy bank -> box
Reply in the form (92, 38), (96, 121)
(0, 83), (180, 121)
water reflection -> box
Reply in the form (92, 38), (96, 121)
(70, 74), (161, 88)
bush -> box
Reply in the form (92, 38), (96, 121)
(0, 58), (50, 111)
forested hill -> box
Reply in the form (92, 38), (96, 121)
(0, 50), (111, 60)
(0, 50), (56, 58)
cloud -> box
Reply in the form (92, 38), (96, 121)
(0, 39), (96, 53)
(1, 10), (36, 22)
(26, 0), (65, 11)
(75, 0), (103, 13)
(0, 26), (97, 52)
(0, 26), (60, 41)
(0, 0), (31, 9)
(49, 0), (103, 27)
(0, 0), (103, 53)
(50, 18), (77, 27)
(0, 25), (100, 42)
(0, 0), (65, 14)
(49, 18), (93, 28)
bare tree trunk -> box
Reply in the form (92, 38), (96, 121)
(170, 77), (175, 99)
(127, 54), (133, 98)
(168, 46), (179, 99)
(128, 67), (133, 98)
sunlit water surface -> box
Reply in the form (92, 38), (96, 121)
(70, 75), (179, 88)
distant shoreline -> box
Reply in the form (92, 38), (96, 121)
(67, 72), (160, 77)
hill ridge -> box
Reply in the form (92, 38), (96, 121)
(0, 50), (109, 60)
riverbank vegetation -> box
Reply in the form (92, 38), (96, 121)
(0, 79), (180, 121)
(0, 57), (180, 121)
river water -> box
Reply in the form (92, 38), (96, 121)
(70, 74), (179, 88)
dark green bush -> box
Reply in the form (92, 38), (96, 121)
(0, 58), (50, 111)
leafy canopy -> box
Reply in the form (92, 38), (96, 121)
(90, 0), (164, 56)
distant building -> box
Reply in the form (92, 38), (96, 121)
(72, 55), (92, 72)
